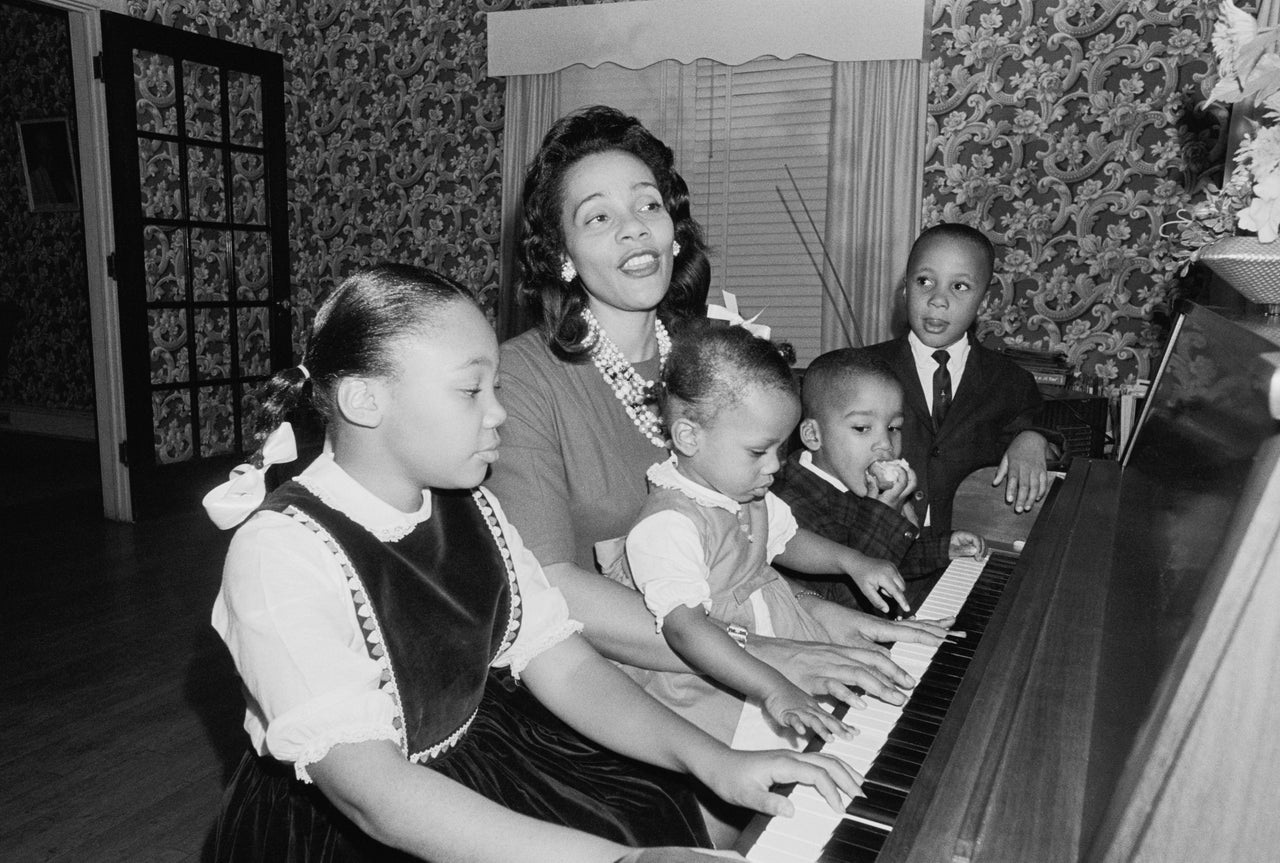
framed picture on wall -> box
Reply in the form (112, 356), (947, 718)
(16, 117), (80, 213)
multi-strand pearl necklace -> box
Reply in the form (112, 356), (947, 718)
(582, 308), (671, 448)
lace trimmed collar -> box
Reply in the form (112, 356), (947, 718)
(294, 452), (433, 543)
(646, 455), (742, 514)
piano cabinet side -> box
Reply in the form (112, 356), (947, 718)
(1086, 437), (1280, 863)
(875, 457), (1123, 863)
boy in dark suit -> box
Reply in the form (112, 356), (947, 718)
(865, 223), (1059, 535)
(773, 349), (986, 612)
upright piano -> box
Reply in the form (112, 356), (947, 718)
(738, 302), (1280, 863)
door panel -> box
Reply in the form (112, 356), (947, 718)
(101, 11), (288, 518)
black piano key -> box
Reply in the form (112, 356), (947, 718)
(815, 822), (888, 863)
(823, 834), (887, 863)
(916, 659), (968, 684)
(910, 680), (960, 706)
(872, 725), (933, 756)
(845, 784), (908, 826)
(884, 724), (937, 752)
(866, 750), (923, 786)
(864, 760), (919, 794)
(899, 690), (951, 721)
(822, 816), (893, 860)
(864, 759), (921, 794)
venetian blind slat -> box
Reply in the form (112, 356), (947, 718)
(687, 56), (832, 364)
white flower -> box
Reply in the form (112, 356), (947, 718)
(1190, 1), (1280, 246)
(1237, 174), (1280, 242)
(1207, 0), (1280, 112)
(1209, 0), (1258, 93)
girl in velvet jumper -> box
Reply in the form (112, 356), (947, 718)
(204, 265), (857, 863)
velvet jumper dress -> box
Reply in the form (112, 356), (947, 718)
(212, 481), (709, 862)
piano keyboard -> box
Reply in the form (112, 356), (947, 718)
(742, 551), (1017, 862)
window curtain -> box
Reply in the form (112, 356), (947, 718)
(496, 72), (560, 340)
(821, 59), (927, 350)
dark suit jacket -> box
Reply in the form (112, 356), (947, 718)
(865, 335), (1043, 533)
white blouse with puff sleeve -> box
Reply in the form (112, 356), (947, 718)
(211, 453), (581, 782)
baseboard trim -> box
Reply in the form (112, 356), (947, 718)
(0, 404), (96, 440)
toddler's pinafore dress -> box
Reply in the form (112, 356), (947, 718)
(599, 458), (835, 752)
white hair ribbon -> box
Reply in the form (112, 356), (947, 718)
(201, 422), (298, 530)
(706, 290), (771, 340)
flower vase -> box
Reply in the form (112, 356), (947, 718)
(1197, 236), (1280, 317)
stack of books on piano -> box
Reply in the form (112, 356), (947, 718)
(998, 345), (1072, 388)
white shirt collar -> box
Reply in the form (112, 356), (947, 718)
(907, 329), (968, 366)
(797, 450), (849, 493)
(647, 454), (742, 514)
(907, 330), (970, 398)
(295, 452), (434, 542)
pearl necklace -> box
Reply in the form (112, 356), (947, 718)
(582, 308), (671, 448)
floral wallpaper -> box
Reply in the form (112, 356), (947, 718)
(125, 0), (1223, 398)
(0, 2), (94, 412)
(127, 0), (523, 360)
(924, 0), (1220, 391)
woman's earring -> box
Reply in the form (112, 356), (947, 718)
(672, 239), (682, 258)
(560, 258), (577, 283)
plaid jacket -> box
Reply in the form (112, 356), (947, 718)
(771, 451), (952, 612)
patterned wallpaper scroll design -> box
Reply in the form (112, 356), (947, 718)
(128, 0), (524, 360)
(924, 0), (1219, 390)
(0, 3), (93, 411)
(128, 0), (1223, 392)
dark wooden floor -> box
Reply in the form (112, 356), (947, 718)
(0, 432), (243, 862)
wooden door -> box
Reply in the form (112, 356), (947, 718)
(100, 11), (289, 519)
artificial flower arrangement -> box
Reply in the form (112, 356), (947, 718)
(1175, 0), (1280, 265)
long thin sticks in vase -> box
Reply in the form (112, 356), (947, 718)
(776, 164), (864, 348)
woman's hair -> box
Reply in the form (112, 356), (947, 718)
(519, 105), (710, 359)
(250, 264), (476, 450)
(660, 320), (797, 427)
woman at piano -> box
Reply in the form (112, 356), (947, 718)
(486, 104), (957, 754)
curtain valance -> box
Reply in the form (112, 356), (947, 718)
(486, 0), (927, 76)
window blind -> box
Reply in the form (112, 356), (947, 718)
(684, 56), (833, 365)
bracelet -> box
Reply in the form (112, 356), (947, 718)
(726, 623), (749, 649)
(793, 590), (825, 601)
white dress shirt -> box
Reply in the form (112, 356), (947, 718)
(908, 330), (970, 413)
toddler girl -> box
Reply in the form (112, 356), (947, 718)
(600, 322), (911, 757)
(204, 265), (856, 863)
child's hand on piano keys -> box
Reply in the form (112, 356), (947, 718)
(762, 680), (854, 742)
(949, 530), (987, 562)
(703, 747), (862, 820)
(842, 555), (910, 615)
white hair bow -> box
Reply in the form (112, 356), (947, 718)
(202, 422), (298, 530)
(706, 290), (771, 340)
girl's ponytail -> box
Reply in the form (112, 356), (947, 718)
(249, 363), (317, 466)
